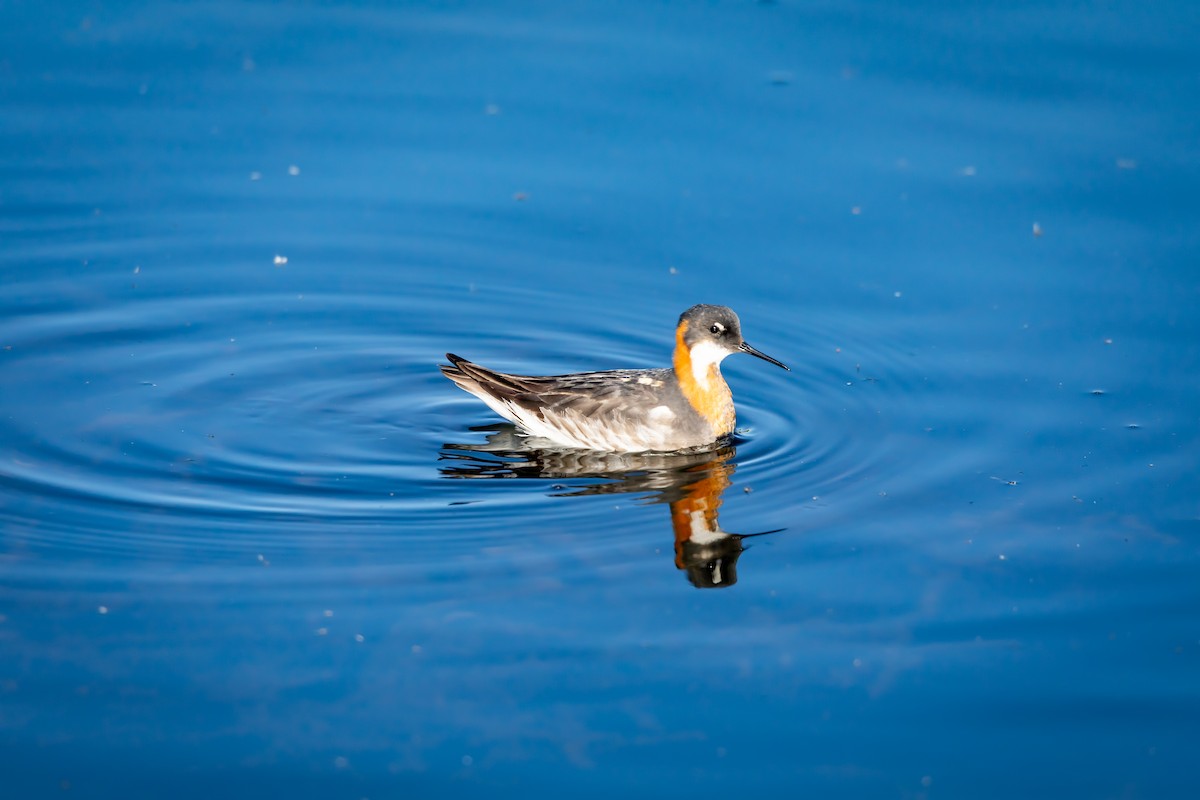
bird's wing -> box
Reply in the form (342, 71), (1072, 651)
(441, 354), (671, 418)
(440, 354), (683, 450)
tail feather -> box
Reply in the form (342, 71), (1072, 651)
(440, 353), (526, 399)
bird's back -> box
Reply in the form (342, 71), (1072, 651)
(440, 354), (718, 452)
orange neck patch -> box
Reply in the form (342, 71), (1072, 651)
(673, 320), (735, 435)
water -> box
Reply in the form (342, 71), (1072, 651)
(2, 1), (1199, 797)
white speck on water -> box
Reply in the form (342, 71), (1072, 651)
(1116, 158), (1137, 169)
(249, 171), (262, 181)
(287, 164), (300, 176)
(333, 756), (348, 769)
(461, 755), (474, 767)
(959, 165), (977, 176)
(669, 266), (679, 275)
(852, 658), (863, 668)
(97, 606), (109, 615)
(315, 627), (328, 636)
(893, 290), (902, 298)
(411, 644), (422, 654)
(1032, 221), (1043, 237)
(323, 609), (333, 618)
(999, 554), (1007, 561)
(273, 255), (287, 265)
(851, 205), (862, 215)
(355, 634), (365, 643)
(484, 103), (501, 115)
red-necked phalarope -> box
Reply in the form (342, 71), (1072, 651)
(440, 304), (788, 453)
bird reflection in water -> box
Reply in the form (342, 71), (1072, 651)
(439, 425), (782, 588)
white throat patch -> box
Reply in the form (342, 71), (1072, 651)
(688, 340), (731, 388)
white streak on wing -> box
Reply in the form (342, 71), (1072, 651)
(462, 387), (584, 447)
(460, 383), (688, 452)
(474, 392), (647, 450)
(688, 341), (731, 388)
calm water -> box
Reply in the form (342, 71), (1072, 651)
(2, 1), (1199, 797)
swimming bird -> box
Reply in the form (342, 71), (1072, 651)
(439, 304), (788, 453)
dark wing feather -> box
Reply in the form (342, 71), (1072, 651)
(441, 353), (675, 420)
(441, 353), (528, 396)
(519, 371), (673, 419)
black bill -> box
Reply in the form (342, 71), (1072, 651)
(739, 342), (790, 371)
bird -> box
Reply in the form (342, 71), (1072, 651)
(439, 304), (789, 453)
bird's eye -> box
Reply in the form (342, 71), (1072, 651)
(710, 323), (724, 335)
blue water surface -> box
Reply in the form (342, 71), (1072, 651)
(2, 1), (1199, 798)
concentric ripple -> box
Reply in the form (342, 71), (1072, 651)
(0, 279), (926, 573)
